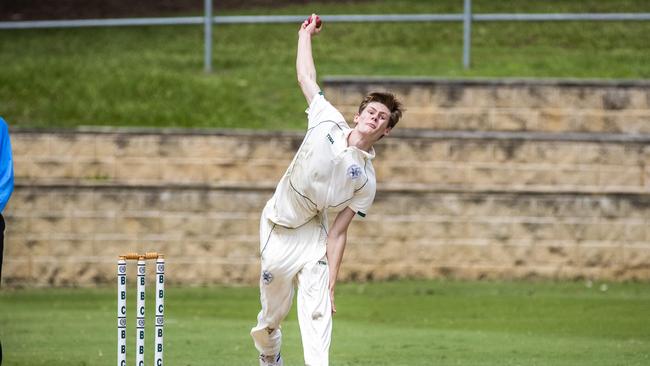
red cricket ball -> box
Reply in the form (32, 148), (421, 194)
(307, 15), (322, 28)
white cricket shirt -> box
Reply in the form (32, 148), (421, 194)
(268, 93), (376, 228)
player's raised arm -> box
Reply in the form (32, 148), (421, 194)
(296, 14), (323, 105)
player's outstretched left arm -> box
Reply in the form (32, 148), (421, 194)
(296, 13), (323, 105)
(326, 207), (355, 314)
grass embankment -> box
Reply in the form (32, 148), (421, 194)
(1, 0), (649, 129)
(1, 280), (649, 365)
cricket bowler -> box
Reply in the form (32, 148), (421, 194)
(251, 13), (404, 366)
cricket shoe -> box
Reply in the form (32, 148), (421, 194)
(259, 353), (283, 366)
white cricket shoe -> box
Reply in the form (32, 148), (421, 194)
(259, 353), (283, 366)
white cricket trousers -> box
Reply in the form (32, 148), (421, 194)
(251, 203), (332, 366)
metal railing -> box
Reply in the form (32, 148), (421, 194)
(1, 0), (649, 72)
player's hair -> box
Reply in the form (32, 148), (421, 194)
(358, 92), (404, 129)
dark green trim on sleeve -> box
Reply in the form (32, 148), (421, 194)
(318, 91), (324, 96)
(357, 211), (366, 218)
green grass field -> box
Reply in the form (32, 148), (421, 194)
(1, 280), (649, 365)
(1, 0), (649, 129)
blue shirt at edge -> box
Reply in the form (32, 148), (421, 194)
(0, 117), (14, 213)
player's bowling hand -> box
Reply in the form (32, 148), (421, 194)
(299, 13), (322, 36)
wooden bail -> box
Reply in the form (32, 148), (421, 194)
(118, 252), (162, 260)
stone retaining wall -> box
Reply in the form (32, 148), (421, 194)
(5, 185), (649, 286)
(324, 78), (650, 134)
(11, 129), (649, 193)
(3, 78), (649, 286)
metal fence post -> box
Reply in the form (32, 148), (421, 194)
(204, 0), (213, 73)
(463, 0), (472, 69)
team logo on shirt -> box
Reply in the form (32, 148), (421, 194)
(347, 164), (362, 180)
(262, 270), (274, 285)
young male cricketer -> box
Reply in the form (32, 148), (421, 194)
(250, 14), (404, 366)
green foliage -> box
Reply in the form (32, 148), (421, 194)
(1, 280), (649, 365)
(1, 0), (649, 128)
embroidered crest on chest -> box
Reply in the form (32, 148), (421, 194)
(347, 164), (362, 180)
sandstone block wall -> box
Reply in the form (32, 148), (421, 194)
(325, 78), (650, 134)
(3, 78), (649, 286)
(11, 129), (649, 193)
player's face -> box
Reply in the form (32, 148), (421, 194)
(353, 102), (392, 141)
